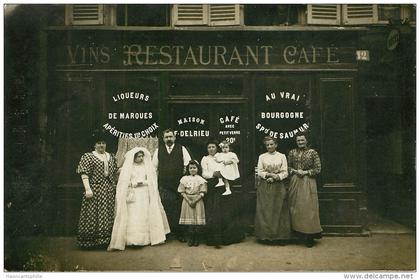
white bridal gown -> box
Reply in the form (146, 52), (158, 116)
(126, 164), (151, 245)
(108, 147), (170, 251)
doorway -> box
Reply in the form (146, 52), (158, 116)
(168, 100), (252, 188)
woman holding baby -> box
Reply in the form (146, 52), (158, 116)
(201, 139), (245, 248)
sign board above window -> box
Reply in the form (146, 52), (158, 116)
(50, 32), (358, 71)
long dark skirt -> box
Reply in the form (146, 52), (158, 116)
(288, 175), (322, 235)
(204, 178), (245, 246)
(77, 182), (115, 248)
(254, 179), (291, 240)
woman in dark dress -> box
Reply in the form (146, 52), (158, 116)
(76, 131), (118, 248)
(254, 136), (291, 244)
(288, 132), (322, 248)
(201, 140), (245, 248)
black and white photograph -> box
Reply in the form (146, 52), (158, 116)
(3, 1), (417, 276)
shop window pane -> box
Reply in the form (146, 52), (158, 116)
(169, 75), (243, 96)
(117, 4), (169, 26)
(169, 103), (243, 182)
(104, 76), (160, 139)
(254, 75), (311, 153)
(244, 4), (299, 26)
(169, 104), (211, 160)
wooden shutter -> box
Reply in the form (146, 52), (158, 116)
(66, 4), (104, 25)
(307, 4), (341, 25)
(343, 4), (378, 25)
(173, 4), (208, 26)
(209, 4), (240, 26)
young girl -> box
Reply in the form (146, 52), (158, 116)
(178, 160), (207, 246)
(214, 140), (240, 196)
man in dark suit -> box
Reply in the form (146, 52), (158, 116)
(152, 128), (191, 240)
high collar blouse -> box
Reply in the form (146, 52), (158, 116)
(287, 148), (321, 176)
(257, 151), (288, 181)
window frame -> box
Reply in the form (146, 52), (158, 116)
(342, 4), (378, 25)
(65, 4), (105, 26)
(307, 4), (341, 25)
(172, 4), (209, 26)
(172, 4), (243, 27)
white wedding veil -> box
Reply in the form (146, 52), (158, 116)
(108, 147), (170, 251)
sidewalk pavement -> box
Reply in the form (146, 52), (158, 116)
(7, 233), (415, 272)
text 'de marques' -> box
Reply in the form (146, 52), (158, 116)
(108, 112), (153, 120)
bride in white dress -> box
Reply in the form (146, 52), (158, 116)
(108, 147), (170, 251)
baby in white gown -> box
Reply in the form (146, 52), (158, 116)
(214, 141), (240, 196)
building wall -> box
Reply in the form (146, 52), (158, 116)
(4, 5), (416, 238)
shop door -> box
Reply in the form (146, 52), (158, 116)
(168, 101), (250, 188)
(313, 77), (358, 188)
(311, 75), (365, 233)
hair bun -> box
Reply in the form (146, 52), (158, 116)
(91, 128), (108, 144)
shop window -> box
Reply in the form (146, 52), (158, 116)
(65, 4), (104, 25)
(244, 5), (300, 26)
(116, 4), (169, 26)
(343, 4), (378, 25)
(307, 4), (341, 25)
(172, 4), (241, 26)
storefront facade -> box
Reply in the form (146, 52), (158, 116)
(5, 4), (415, 238)
(46, 29), (368, 234)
